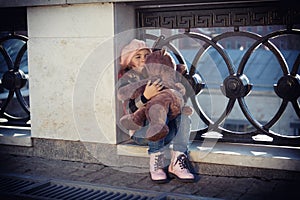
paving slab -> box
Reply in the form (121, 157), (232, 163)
(0, 153), (299, 200)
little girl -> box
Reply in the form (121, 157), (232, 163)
(118, 39), (195, 183)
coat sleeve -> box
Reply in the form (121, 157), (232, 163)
(117, 72), (149, 113)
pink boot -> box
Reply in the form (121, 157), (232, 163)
(168, 151), (195, 182)
(149, 151), (168, 183)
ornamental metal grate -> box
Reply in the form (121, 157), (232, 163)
(0, 7), (29, 127)
(0, 174), (203, 200)
(0, 33), (30, 127)
(136, 1), (300, 146)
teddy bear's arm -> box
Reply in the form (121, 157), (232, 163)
(174, 82), (186, 95)
(117, 79), (149, 101)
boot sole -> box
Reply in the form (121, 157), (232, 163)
(168, 172), (195, 183)
(149, 173), (169, 184)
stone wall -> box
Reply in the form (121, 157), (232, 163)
(27, 3), (118, 143)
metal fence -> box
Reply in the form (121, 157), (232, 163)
(0, 33), (29, 127)
(136, 1), (300, 146)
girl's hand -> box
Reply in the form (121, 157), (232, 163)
(143, 79), (163, 100)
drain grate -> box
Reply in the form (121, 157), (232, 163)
(21, 182), (151, 200)
(0, 174), (211, 200)
(0, 176), (38, 193)
(0, 176), (155, 200)
(0, 176), (54, 196)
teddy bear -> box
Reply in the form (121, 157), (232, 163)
(117, 49), (193, 141)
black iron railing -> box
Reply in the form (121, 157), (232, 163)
(136, 1), (300, 146)
(0, 33), (30, 127)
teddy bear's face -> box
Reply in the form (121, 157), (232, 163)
(144, 49), (177, 83)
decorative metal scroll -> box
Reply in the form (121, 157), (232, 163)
(0, 33), (30, 127)
(141, 29), (300, 146)
(137, 1), (300, 29)
(135, 1), (300, 146)
(141, 28), (300, 146)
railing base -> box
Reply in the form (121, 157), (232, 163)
(118, 140), (300, 179)
(0, 127), (31, 147)
(1, 137), (300, 179)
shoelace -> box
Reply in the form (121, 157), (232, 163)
(174, 154), (190, 170)
(154, 154), (165, 171)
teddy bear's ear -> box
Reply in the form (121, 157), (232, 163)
(161, 48), (167, 56)
(176, 64), (188, 75)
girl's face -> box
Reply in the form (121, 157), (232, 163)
(130, 49), (151, 73)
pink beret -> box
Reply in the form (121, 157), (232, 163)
(120, 39), (151, 69)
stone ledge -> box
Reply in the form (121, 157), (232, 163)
(0, 0), (147, 7)
(117, 140), (300, 172)
(1, 135), (300, 179)
(0, 128), (32, 147)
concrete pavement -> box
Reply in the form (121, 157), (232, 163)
(0, 153), (299, 200)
